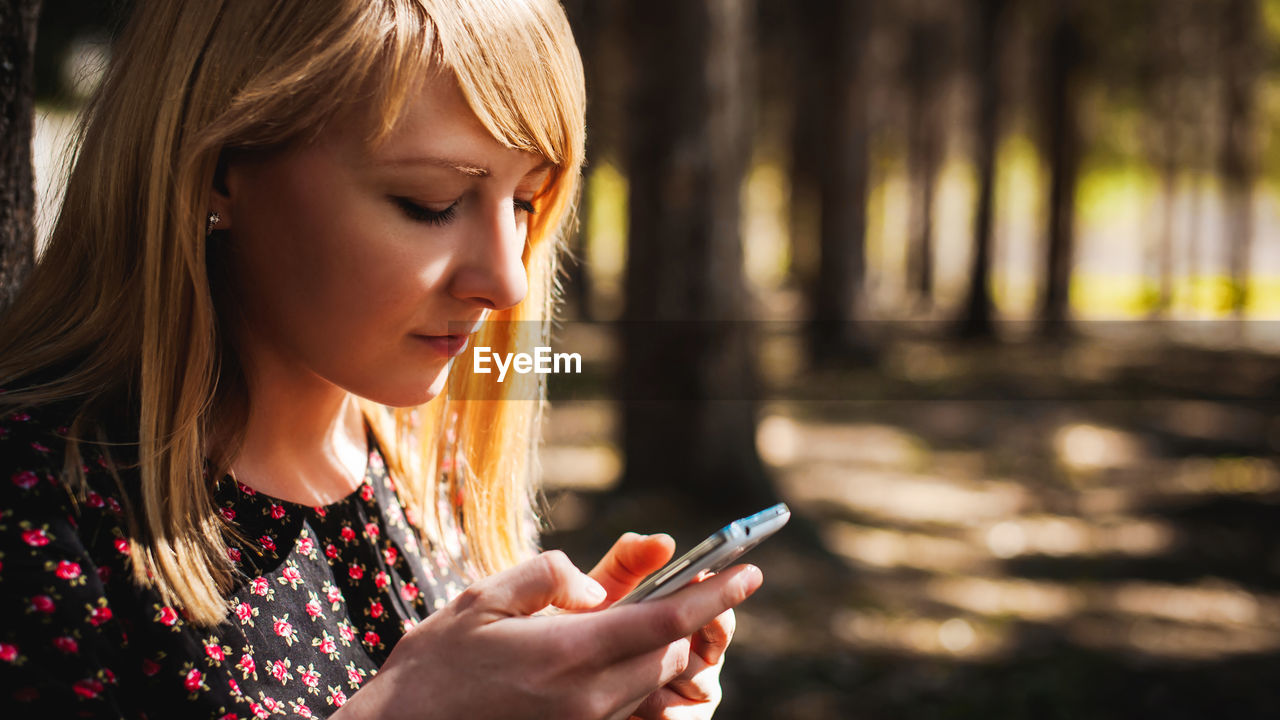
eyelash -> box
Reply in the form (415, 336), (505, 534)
(393, 197), (538, 226)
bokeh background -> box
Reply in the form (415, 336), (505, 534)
(19, 0), (1280, 717)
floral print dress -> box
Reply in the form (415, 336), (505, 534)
(0, 406), (472, 719)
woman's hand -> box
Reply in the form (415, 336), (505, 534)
(587, 534), (741, 720)
(334, 549), (761, 720)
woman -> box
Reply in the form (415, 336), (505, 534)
(0, 1), (762, 718)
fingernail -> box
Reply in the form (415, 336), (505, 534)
(585, 577), (607, 604)
(737, 565), (763, 595)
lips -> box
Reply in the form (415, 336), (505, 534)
(414, 334), (471, 357)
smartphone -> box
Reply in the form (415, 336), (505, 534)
(612, 503), (791, 606)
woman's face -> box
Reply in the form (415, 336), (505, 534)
(216, 71), (550, 406)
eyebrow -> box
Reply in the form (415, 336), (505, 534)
(383, 155), (554, 179)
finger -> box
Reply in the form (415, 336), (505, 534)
(588, 533), (676, 602)
(460, 550), (606, 618)
(597, 636), (693, 716)
(631, 681), (722, 720)
(665, 649), (722, 703)
(692, 608), (735, 666)
(590, 564), (762, 663)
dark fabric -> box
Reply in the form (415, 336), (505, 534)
(0, 405), (470, 719)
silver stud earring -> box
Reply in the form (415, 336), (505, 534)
(206, 211), (221, 237)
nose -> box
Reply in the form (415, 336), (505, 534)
(449, 199), (529, 311)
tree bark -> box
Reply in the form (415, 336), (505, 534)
(806, 0), (870, 366)
(959, 0), (1004, 339)
(905, 20), (946, 311)
(1220, 0), (1258, 316)
(1037, 0), (1081, 337)
(619, 0), (775, 512)
(0, 0), (42, 312)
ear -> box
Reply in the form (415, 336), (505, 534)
(208, 151), (234, 232)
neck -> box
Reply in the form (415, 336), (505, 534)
(227, 351), (369, 507)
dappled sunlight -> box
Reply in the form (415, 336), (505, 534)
(824, 522), (989, 573)
(1067, 616), (1280, 661)
(540, 444), (620, 491)
(758, 416), (930, 469)
(831, 609), (1010, 661)
(927, 576), (1085, 621)
(979, 516), (1175, 559)
(782, 464), (1030, 525)
(1098, 580), (1277, 627)
(1054, 423), (1149, 471)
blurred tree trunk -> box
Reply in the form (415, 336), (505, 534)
(1037, 0), (1081, 337)
(785, 0), (822, 296)
(560, 0), (612, 321)
(806, 0), (871, 366)
(1143, 1), (1183, 318)
(959, 0), (1004, 338)
(618, 0), (775, 513)
(905, 20), (945, 312)
(1219, 0), (1258, 317)
(0, 0), (42, 311)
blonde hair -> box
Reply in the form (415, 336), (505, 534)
(0, 0), (584, 626)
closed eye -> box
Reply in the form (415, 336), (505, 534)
(393, 197), (457, 226)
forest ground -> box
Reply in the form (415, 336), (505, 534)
(542, 319), (1280, 720)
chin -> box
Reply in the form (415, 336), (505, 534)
(348, 366), (450, 408)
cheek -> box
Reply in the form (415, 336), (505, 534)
(226, 158), (452, 394)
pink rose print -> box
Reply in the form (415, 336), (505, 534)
(360, 484), (374, 502)
(96, 566), (111, 583)
(219, 507), (235, 522)
(314, 506), (328, 518)
(259, 535), (276, 552)
(11, 411), (32, 421)
(228, 678), (241, 695)
(364, 522), (379, 540)
(270, 659), (290, 683)
(325, 544), (339, 559)
(329, 687), (347, 707)
(54, 560), (82, 580)
(400, 583), (419, 602)
(325, 584), (343, 605)
(369, 601), (385, 619)
(12, 470), (38, 489)
(236, 602), (256, 625)
(403, 618), (416, 633)
(72, 677), (104, 699)
(249, 701), (268, 719)
(281, 565), (304, 588)
(301, 666), (321, 689)
(107, 496), (122, 514)
(184, 668), (203, 692)
(86, 492), (105, 509)
(22, 528), (50, 546)
(0, 643), (18, 662)
(30, 594), (55, 614)
(270, 503), (287, 519)
(374, 571), (389, 589)
(362, 631), (379, 647)
(263, 696), (284, 713)
(313, 633), (338, 658)
(345, 663), (364, 686)
(102, 667), (116, 684)
(295, 701), (313, 718)
(238, 482), (256, 496)
(338, 623), (355, 643)
(114, 537), (129, 554)
(306, 599), (322, 618)
(53, 636), (78, 654)
(87, 605), (111, 625)
(297, 536), (314, 555)
(348, 565), (363, 580)
(157, 606), (178, 626)
(227, 547), (242, 563)
(340, 526), (356, 543)
(251, 577), (270, 596)
(237, 654), (256, 678)
(205, 642), (225, 662)
(383, 546), (398, 565)
(273, 615), (299, 646)
(30, 440), (50, 452)
(141, 658), (160, 676)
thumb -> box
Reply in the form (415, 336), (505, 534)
(588, 533), (676, 602)
(464, 550), (607, 618)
